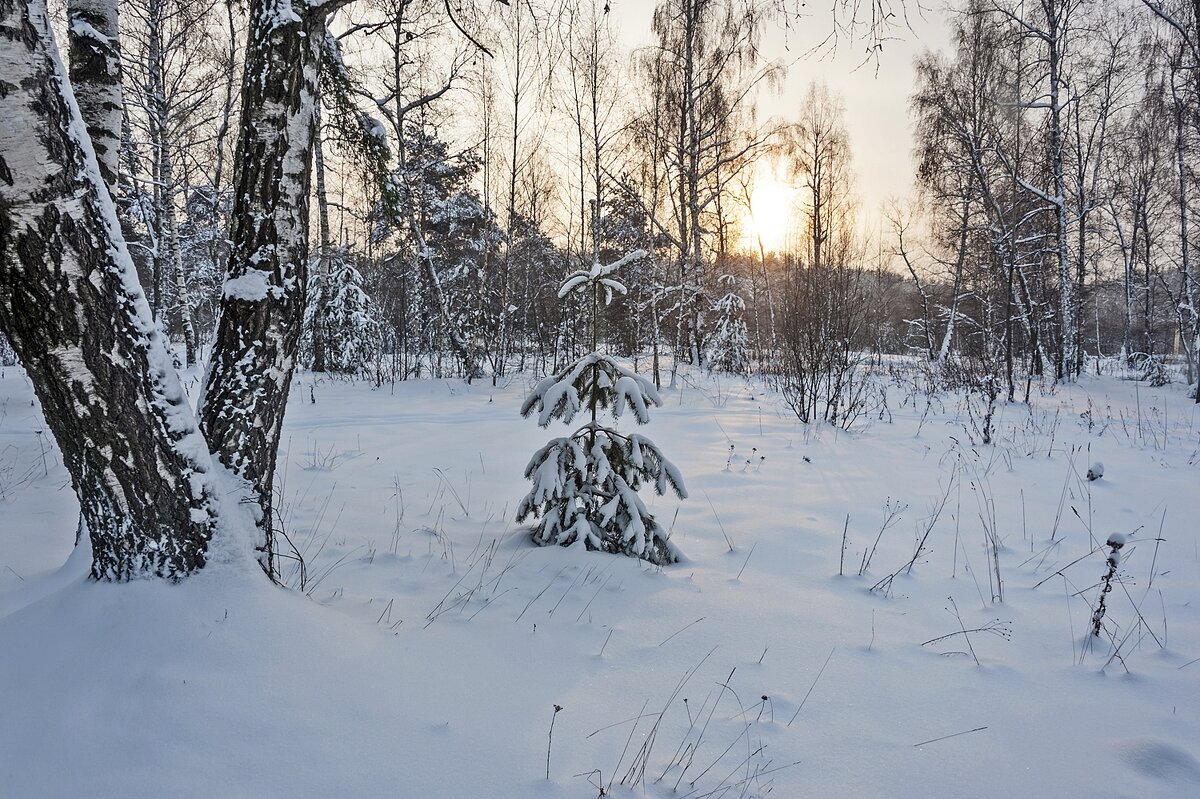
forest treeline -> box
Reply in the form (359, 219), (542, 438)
(3, 0), (1194, 404)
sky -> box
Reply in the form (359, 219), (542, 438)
(606, 1), (952, 236)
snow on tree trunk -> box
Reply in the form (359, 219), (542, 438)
(0, 0), (218, 580)
(311, 101), (332, 373)
(517, 250), (686, 566)
(67, 0), (123, 192)
(199, 0), (331, 573)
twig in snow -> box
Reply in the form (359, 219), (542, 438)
(913, 726), (988, 747)
(703, 490), (734, 551)
(659, 617), (705, 647)
(546, 704), (563, 780)
(787, 647), (835, 727)
(735, 542), (757, 580)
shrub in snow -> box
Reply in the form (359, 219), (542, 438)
(517, 250), (686, 565)
(1133, 353), (1171, 386)
(1087, 461), (1104, 481)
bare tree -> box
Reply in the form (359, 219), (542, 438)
(640, 0), (779, 379)
(122, 0), (222, 364)
(990, 0), (1087, 380)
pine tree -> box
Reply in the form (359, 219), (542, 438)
(517, 250), (686, 565)
(372, 121), (501, 379)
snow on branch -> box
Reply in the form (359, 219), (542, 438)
(520, 353), (662, 427)
(557, 249), (646, 301)
(517, 244), (682, 565)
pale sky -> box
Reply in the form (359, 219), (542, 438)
(607, 2), (952, 234)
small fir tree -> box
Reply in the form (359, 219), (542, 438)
(517, 249), (687, 565)
(302, 248), (386, 375)
(704, 273), (750, 374)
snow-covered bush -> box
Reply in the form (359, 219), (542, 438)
(1134, 353), (1171, 387)
(517, 251), (687, 565)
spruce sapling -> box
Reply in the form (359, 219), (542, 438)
(517, 249), (687, 565)
(703, 274), (750, 374)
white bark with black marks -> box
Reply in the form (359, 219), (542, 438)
(67, 0), (123, 192)
(0, 0), (219, 580)
(200, 0), (339, 572)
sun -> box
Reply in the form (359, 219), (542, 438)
(743, 176), (797, 255)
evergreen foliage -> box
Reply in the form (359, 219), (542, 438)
(704, 274), (751, 374)
(302, 248), (387, 375)
(517, 251), (686, 565)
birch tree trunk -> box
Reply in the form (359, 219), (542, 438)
(0, 0), (218, 580)
(1046, 1), (1076, 381)
(1170, 58), (1198, 386)
(937, 195), (972, 362)
(311, 100), (331, 374)
(161, 145), (197, 366)
(66, 0), (123, 192)
(200, 0), (334, 573)
(141, 0), (196, 364)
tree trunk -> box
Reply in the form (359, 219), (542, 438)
(1170, 59), (1198, 387)
(158, 131), (196, 366)
(66, 0), (122, 193)
(0, 0), (218, 580)
(937, 195), (971, 361)
(311, 101), (331, 373)
(200, 0), (331, 573)
(1047, 4), (1075, 381)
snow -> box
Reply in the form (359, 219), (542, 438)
(222, 269), (273, 301)
(363, 114), (390, 149)
(68, 16), (111, 44)
(1, 364), (1199, 797)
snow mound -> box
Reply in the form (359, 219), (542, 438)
(0, 560), (501, 797)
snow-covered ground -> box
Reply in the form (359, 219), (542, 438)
(1, 361), (1198, 797)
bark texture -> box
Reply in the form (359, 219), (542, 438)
(66, 0), (122, 191)
(0, 0), (218, 580)
(200, 0), (329, 571)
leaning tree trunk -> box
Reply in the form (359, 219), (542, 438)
(199, 0), (333, 574)
(66, 0), (122, 193)
(0, 0), (219, 580)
